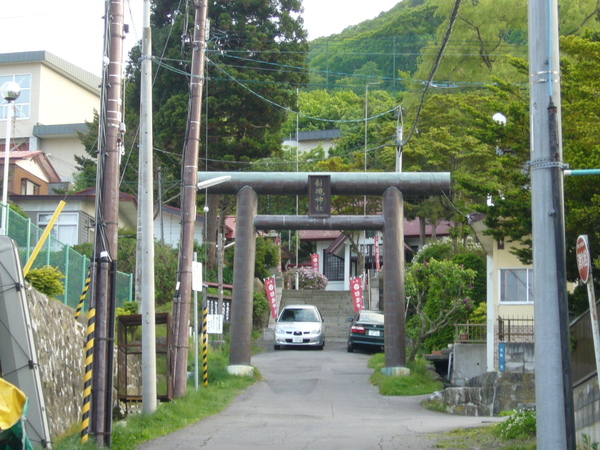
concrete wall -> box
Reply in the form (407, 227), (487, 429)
(504, 342), (535, 373)
(451, 343), (487, 386)
(574, 376), (600, 447)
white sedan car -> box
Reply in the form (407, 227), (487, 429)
(274, 304), (325, 350)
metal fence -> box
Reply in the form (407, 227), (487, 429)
(497, 316), (535, 343)
(3, 204), (133, 312)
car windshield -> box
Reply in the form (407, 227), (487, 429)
(358, 312), (384, 324)
(280, 308), (320, 322)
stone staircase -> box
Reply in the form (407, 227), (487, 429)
(278, 290), (355, 342)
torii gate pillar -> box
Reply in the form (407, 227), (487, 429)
(227, 186), (258, 375)
(382, 187), (407, 371)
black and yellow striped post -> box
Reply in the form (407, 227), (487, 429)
(74, 269), (92, 320)
(202, 307), (208, 386)
(81, 307), (95, 444)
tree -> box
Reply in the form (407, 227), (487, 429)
(405, 258), (476, 361)
(124, 0), (309, 188)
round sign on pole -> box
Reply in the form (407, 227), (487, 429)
(576, 235), (591, 284)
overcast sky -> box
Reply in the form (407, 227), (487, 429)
(0, 0), (400, 76)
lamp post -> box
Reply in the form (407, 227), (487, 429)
(1, 81), (21, 236)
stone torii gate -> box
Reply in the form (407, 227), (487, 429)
(197, 172), (451, 375)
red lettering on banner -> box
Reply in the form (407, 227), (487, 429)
(264, 276), (278, 318)
(350, 277), (364, 312)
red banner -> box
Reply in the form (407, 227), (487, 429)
(374, 235), (380, 272)
(264, 276), (278, 319)
(276, 235), (282, 273)
(311, 253), (319, 270)
(350, 276), (364, 313)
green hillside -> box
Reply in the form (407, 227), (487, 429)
(306, 0), (600, 94)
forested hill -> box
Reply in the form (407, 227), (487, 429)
(307, 0), (441, 91)
(306, 0), (600, 93)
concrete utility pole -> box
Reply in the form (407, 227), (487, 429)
(140, 0), (157, 414)
(173, 0), (209, 398)
(528, 0), (575, 447)
(90, 0), (125, 446)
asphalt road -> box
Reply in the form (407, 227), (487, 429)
(139, 342), (502, 449)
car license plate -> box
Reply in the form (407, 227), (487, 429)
(368, 330), (381, 337)
(292, 336), (303, 343)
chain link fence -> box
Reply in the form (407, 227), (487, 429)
(3, 204), (133, 312)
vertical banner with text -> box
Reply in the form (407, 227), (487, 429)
(350, 276), (364, 313)
(264, 276), (278, 319)
(374, 235), (380, 272)
(311, 253), (319, 270)
(276, 235), (282, 273)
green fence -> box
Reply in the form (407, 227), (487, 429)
(3, 204), (133, 312)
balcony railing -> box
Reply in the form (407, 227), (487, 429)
(454, 322), (486, 343)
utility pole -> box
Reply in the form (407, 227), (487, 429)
(140, 0), (157, 414)
(528, 0), (575, 447)
(173, 0), (209, 398)
(90, 0), (125, 445)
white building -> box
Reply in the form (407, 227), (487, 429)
(0, 51), (100, 184)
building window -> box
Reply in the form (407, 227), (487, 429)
(38, 212), (79, 247)
(0, 74), (31, 120)
(21, 179), (40, 195)
(500, 268), (533, 303)
(323, 252), (344, 281)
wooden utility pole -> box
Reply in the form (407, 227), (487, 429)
(173, 0), (209, 397)
(89, 0), (125, 445)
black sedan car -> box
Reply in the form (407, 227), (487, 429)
(347, 310), (384, 353)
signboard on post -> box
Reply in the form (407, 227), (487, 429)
(577, 235), (591, 283)
(207, 314), (223, 334)
(576, 234), (600, 382)
(192, 261), (203, 292)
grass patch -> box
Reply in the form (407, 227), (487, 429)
(434, 423), (536, 449)
(368, 354), (444, 396)
(53, 345), (258, 450)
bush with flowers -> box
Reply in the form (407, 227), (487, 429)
(283, 267), (328, 290)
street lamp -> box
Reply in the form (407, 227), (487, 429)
(1, 81), (21, 236)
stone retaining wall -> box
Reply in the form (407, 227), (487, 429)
(27, 286), (86, 440)
(428, 372), (536, 416)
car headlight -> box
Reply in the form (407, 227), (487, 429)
(275, 326), (285, 335)
(311, 327), (322, 334)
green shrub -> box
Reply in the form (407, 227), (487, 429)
(116, 301), (139, 317)
(494, 408), (536, 440)
(25, 266), (65, 298)
(253, 291), (270, 330)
